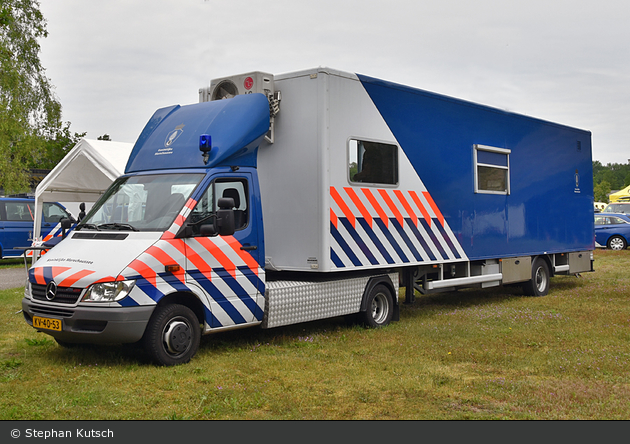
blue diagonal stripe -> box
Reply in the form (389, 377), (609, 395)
(331, 248), (345, 268)
(357, 218), (395, 264)
(392, 218), (423, 261)
(420, 219), (449, 260)
(407, 220), (437, 261)
(43, 267), (54, 284)
(433, 218), (462, 259)
(339, 218), (380, 265)
(215, 268), (261, 320)
(374, 219), (409, 263)
(187, 270), (246, 326)
(237, 265), (265, 295)
(331, 222), (363, 266)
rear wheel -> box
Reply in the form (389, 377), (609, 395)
(523, 258), (550, 296)
(608, 235), (627, 251)
(361, 284), (394, 328)
(142, 304), (201, 366)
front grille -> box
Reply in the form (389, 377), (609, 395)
(31, 283), (83, 305)
(27, 304), (74, 318)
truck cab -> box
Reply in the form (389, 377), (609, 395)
(22, 94), (271, 365)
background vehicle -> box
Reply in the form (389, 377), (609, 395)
(0, 197), (73, 258)
(602, 202), (630, 214)
(595, 213), (630, 250)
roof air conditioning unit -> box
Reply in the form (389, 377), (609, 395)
(199, 71), (279, 142)
(199, 71), (274, 102)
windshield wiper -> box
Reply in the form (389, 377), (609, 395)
(97, 223), (139, 232)
(77, 223), (100, 231)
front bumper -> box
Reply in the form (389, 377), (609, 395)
(22, 298), (155, 344)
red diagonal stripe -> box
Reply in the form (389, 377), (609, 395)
(59, 269), (95, 287)
(145, 244), (186, 285)
(185, 198), (197, 210)
(224, 236), (260, 276)
(394, 190), (417, 227)
(93, 276), (117, 284)
(423, 192), (445, 227)
(330, 186), (355, 228)
(34, 267), (46, 285)
(344, 187), (372, 227)
(409, 190), (432, 227)
(379, 189), (404, 227)
(51, 266), (72, 279)
(330, 208), (338, 229)
(362, 188), (389, 227)
(196, 237), (237, 278)
(127, 259), (157, 287)
(169, 239), (213, 282)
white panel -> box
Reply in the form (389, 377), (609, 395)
(258, 70), (323, 272)
(263, 273), (398, 328)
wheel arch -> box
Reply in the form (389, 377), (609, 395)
(154, 291), (206, 326)
(535, 254), (554, 277)
(359, 274), (400, 322)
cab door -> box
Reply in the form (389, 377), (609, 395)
(184, 173), (264, 328)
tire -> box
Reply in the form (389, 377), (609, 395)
(142, 304), (201, 366)
(523, 257), (550, 297)
(607, 235), (627, 251)
(361, 284), (394, 328)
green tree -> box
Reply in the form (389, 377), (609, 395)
(0, 0), (79, 193)
(37, 122), (85, 170)
(594, 180), (611, 203)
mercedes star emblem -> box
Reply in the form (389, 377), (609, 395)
(45, 280), (58, 301)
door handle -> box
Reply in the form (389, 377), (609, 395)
(240, 245), (257, 251)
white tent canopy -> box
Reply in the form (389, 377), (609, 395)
(33, 138), (133, 242)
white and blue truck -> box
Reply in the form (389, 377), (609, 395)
(22, 67), (594, 365)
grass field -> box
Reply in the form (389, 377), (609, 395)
(1, 249), (628, 420)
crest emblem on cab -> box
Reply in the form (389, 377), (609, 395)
(164, 124), (185, 147)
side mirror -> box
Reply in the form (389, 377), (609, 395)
(60, 217), (73, 238)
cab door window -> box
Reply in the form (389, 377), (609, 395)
(190, 178), (249, 236)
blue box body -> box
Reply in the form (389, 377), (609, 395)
(359, 74), (594, 261)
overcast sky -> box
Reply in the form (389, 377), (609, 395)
(38, 0), (629, 165)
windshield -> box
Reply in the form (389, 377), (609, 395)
(79, 173), (204, 232)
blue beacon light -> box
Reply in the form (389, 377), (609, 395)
(199, 134), (211, 164)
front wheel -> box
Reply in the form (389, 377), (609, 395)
(361, 284), (394, 328)
(608, 235), (627, 251)
(142, 304), (201, 366)
(523, 258), (550, 297)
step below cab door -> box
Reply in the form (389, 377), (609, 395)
(184, 173), (265, 328)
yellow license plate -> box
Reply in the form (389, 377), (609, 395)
(32, 316), (62, 332)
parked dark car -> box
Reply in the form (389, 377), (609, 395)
(594, 212), (630, 250)
(0, 197), (73, 258)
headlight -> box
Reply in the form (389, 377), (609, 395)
(82, 280), (136, 302)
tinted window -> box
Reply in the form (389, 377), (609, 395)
(474, 144), (511, 195)
(189, 178), (249, 236)
(349, 139), (398, 185)
(5, 201), (33, 221)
